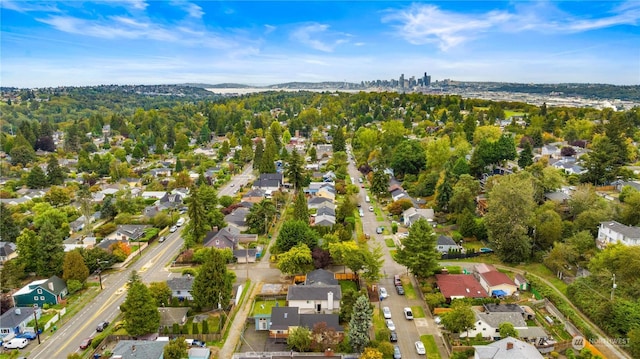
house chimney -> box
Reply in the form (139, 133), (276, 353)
(506, 342), (514, 350)
(213, 226), (219, 232)
(327, 291), (334, 311)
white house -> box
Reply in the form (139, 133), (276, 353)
(461, 309), (527, 340)
(597, 221), (640, 249)
(402, 207), (435, 227)
(474, 337), (544, 359)
(286, 269), (341, 314)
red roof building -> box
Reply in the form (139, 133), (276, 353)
(435, 274), (488, 302)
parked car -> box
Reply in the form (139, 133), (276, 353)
(385, 319), (396, 331)
(393, 274), (402, 286)
(4, 338), (28, 349)
(191, 339), (206, 347)
(79, 337), (93, 349)
(158, 236), (166, 243)
(389, 331), (398, 342)
(434, 315), (442, 325)
(368, 206), (374, 212)
(169, 225), (178, 233)
(480, 247), (494, 253)
(395, 285), (405, 295)
(403, 307), (414, 320)
(379, 287), (388, 299)
(376, 226), (384, 234)
(16, 331), (37, 340)
(96, 321), (109, 332)
(415, 341), (426, 355)
(382, 306), (392, 319)
(393, 345), (402, 359)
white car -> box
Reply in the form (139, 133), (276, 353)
(4, 338), (28, 349)
(382, 306), (392, 319)
(169, 226), (178, 233)
(385, 319), (396, 331)
(415, 341), (426, 355)
(403, 307), (414, 320)
(368, 206), (374, 212)
(379, 287), (388, 299)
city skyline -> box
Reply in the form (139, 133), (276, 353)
(2, 1), (640, 88)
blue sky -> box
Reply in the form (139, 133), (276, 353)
(2, 1), (639, 87)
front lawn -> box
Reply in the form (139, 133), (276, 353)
(420, 334), (442, 359)
(411, 305), (425, 318)
(384, 238), (395, 247)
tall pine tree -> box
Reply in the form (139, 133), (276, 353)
(122, 271), (160, 336)
(192, 249), (234, 309)
(292, 191), (309, 222)
(348, 294), (372, 353)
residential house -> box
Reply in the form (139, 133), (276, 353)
(141, 191), (167, 200)
(224, 207), (250, 232)
(252, 177), (281, 196)
(0, 307), (41, 338)
(322, 171), (336, 182)
(315, 204), (336, 218)
(390, 188), (411, 202)
(435, 274), (488, 302)
(13, 276), (68, 307)
(541, 145), (561, 158)
(203, 227), (258, 261)
(242, 189), (266, 203)
(461, 308), (527, 340)
(268, 306), (342, 340)
(475, 264), (518, 297)
(0, 197), (30, 206)
(315, 144), (333, 159)
(313, 214), (336, 227)
(436, 235), (462, 254)
(514, 275), (529, 291)
(597, 221), (640, 249)
(111, 340), (167, 359)
(402, 207), (435, 227)
(108, 225), (150, 241)
(0, 241), (17, 264)
(258, 173), (283, 187)
(166, 275), (195, 301)
(551, 158), (586, 175)
(149, 167), (172, 178)
(316, 186), (336, 201)
(304, 182), (331, 196)
(287, 269), (342, 314)
(158, 307), (189, 329)
(307, 196), (334, 210)
(233, 248), (259, 263)
(614, 180), (640, 192)
(474, 337), (544, 359)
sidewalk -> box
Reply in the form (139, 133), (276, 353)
(217, 281), (261, 359)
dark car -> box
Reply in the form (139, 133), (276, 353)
(16, 331), (37, 340)
(96, 321), (109, 332)
(192, 339), (206, 347)
(395, 285), (405, 295)
(389, 331), (398, 342)
(79, 337), (93, 349)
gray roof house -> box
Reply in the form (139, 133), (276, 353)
(158, 307), (189, 328)
(461, 309), (527, 340)
(112, 340), (167, 359)
(287, 273), (342, 314)
(0, 241), (17, 264)
(269, 306), (342, 339)
(307, 196), (334, 209)
(0, 307), (41, 338)
(224, 207), (250, 232)
(597, 220), (640, 249)
(436, 235), (462, 253)
(315, 204), (335, 217)
(313, 214), (336, 227)
(402, 207), (435, 227)
(306, 269), (338, 285)
(108, 225), (150, 241)
(474, 337), (544, 359)
(166, 275), (195, 301)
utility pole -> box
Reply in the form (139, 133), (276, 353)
(33, 305), (41, 344)
(611, 273), (617, 301)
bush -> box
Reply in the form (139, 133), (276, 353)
(201, 319), (209, 334)
(192, 322), (199, 334)
(91, 331), (108, 349)
(67, 279), (83, 294)
(182, 268), (197, 276)
(172, 323), (180, 334)
(94, 222), (116, 237)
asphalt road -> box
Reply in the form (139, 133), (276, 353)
(347, 148), (448, 359)
(27, 165), (254, 359)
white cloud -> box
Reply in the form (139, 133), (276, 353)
(383, 3), (640, 50)
(170, 1), (204, 19)
(264, 24), (276, 34)
(290, 23), (351, 52)
(1, 1), (61, 13)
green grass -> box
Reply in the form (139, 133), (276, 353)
(504, 110), (526, 118)
(252, 299), (286, 316)
(339, 280), (358, 293)
(403, 281), (417, 300)
(420, 335), (442, 359)
(411, 305), (425, 318)
(384, 238), (395, 247)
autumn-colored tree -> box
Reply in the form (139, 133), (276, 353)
(109, 241), (132, 261)
(62, 250), (90, 283)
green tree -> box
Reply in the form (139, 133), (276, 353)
(390, 140), (426, 177)
(246, 199), (277, 234)
(149, 281), (173, 306)
(62, 250), (89, 283)
(253, 139), (264, 170)
(424, 135), (452, 172)
(449, 174), (480, 215)
(164, 336), (188, 359)
(332, 126), (346, 153)
(0, 259), (26, 290)
(581, 135), (623, 185)
(292, 191), (309, 222)
(518, 141), (534, 169)
(499, 322), (518, 338)
(0, 203), (20, 242)
(485, 173), (535, 263)
(276, 220), (319, 252)
(46, 156), (65, 185)
(121, 271), (160, 336)
(9, 145), (36, 166)
(101, 196), (117, 220)
(339, 289), (360, 323)
(260, 133), (277, 173)
(36, 220), (65, 276)
(441, 301), (475, 335)
(278, 243), (314, 275)
(17, 229), (41, 274)
(435, 171), (454, 213)
(192, 249), (234, 309)
(285, 150), (305, 190)
(27, 166), (48, 189)
(44, 186), (70, 207)
(395, 219), (439, 278)
(184, 185), (209, 247)
(348, 294), (372, 353)
(287, 326), (312, 352)
(370, 168), (389, 200)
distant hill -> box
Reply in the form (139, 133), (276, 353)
(182, 83), (255, 89)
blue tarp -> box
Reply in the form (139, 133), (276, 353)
(492, 290), (507, 297)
